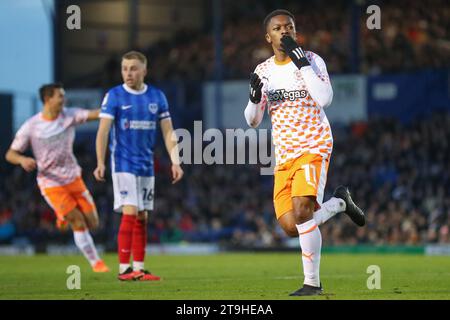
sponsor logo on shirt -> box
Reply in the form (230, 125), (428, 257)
(121, 105), (133, 110)
(120, 118), (156, 130)
(268, 89), (308, 102)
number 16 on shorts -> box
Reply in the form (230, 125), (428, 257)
(112, 173), (155, 212)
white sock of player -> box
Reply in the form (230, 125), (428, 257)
(120, 264), (131, 274)
(313, 197), (346, 226)
(133, 261), (144, 272)
(73, 230), (100, 267)
(296, 219), (322, 287)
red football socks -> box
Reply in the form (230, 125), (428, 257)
(118, 214), (136, 264)
(132, 218), (147, 264)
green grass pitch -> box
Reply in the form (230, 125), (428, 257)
(0, 253), (449, 300)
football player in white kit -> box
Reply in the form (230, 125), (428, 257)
(6, 83), (110, 273)
(244, 9), (365, 296)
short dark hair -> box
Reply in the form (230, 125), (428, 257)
(263, 9), (295, 32)
(39, 83), (64, 103)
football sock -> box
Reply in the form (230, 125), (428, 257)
(119, 263), (130, 274)
(296, 219), (322, 287)
(118, 214), (136, 269)
(133, 261), (144, 272)
(132, 218), (147, 271)
(73, 229), (100, 267)
(313, 197), (346, 225)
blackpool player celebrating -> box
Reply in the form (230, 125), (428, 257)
(5, 83), (110, 273)
(244, 10), (365, 296)
(94, 51), (183, 281)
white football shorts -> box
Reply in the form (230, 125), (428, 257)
(112, 172), (155, 212)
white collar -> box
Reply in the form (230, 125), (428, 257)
(122, 83), (148, 95)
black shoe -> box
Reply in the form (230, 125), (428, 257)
(333, 185), (366, 226)
(289, 283), (323, 296)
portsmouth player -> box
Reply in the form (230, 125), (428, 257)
(94, 51), (183, 281)
(5, 83), (110, 273)
(244, 10), (365, 295)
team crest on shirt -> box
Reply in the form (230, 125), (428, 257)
(120, 118), (130, 130)
(295, 70), (304, 81)
(148, 103), (158, 114)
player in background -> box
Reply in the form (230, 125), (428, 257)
(244, 10), (365, 296)
(94, 51), (183, 281)
(5, 83), (110, 273)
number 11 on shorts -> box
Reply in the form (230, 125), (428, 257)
(301, 164), (317, 187)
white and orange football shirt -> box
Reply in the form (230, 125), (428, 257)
(10, 108), (89, 189)
(245, 51), (334, 166)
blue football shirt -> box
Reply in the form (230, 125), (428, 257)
(99, 84), (171, 177)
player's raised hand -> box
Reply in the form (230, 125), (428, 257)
(93, 164), (106, 182)
(171, 164), (184, 184)
(20, 157), (36, 172)
(280, 35), (310, 70)
(249, 72), (263, 104)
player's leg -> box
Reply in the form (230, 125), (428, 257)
(274, 156), (344, 236)
(42, 184), (101, 268)
(273, 160), (298, 237)
(70, 177), (100, 230)
(112, 172), (143, 280)
(290, 195), (323, 296)
(277, 212), (298, 237)
(273, 155), (326, 295)
(308, 155), (346, 225)
(289, 155), (330, 296)
(65, 208), (105, 270)
(132, 210), (147, 272)
(71, 177), (109, 272)
(132, 176), (160, 281)
(275, 197), (323, 296)
(309, 154), (365, 226)
(41, 185), (70, 231)
(118, 205), (138, 279)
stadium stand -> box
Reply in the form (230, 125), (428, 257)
(1, 112), (448, 248)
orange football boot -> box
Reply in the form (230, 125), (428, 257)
(92, 260), (110, 273)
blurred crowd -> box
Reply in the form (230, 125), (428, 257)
(1, 112), (449, 248)
(95, 0), (449, 88)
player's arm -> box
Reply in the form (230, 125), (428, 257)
(86, 108), (101, 121)
(244, 72), (267, 128)
(5, 148), (36, 172)
(5, 121), (36, 172)
(281, 36), (333, 108)
(93, 118), (113, 182)
(160, 118), (184, 184)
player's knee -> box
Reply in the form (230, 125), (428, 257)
(65, 210), (86, 229)
(278, 214), (298, 238)
(293, 209), (311, 224)
(86, 212), (99, 230)
(137, 211), (148, 222)
(283, 225), (298, 238)
(67, 216), (86, 230)
(292, 197), (315, 224)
